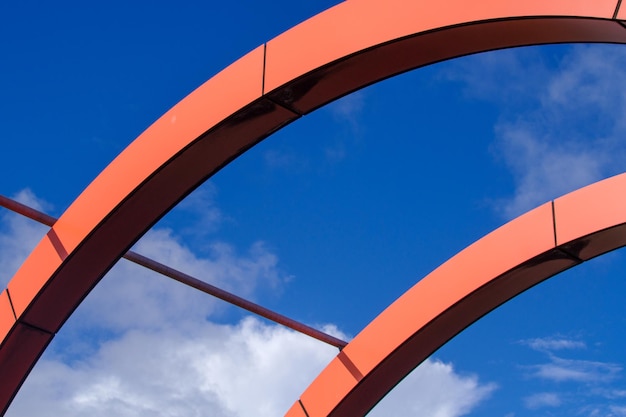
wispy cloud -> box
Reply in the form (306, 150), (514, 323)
(518, 335), (626, 415)
(327, 90), (366, 126)
(263, 148), (304, 171)
(446, 45), (626, 218)
(521, 336), (586, 352)
(520, 337), (620, 385)
(609, 405), (626, 416)
(595, 388), (626, 400)
(528, 356), (622, 383)
(494, 125), (609, 218)
(441, 47), (549, 106)
(575, 404), (626, 417)
(322, 91), (366, 164)
(524, 392), (561, 409)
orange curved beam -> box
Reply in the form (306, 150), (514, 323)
(285, 172), (626, 417)
(1, 0), (626, 414)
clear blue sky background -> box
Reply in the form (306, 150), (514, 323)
(2, 1), (626, 416)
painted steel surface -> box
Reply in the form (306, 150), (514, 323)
(1, 0), (626, 414)
(287, 173), (626, 417)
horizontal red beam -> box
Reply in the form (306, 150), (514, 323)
(0, 194), (347, 349)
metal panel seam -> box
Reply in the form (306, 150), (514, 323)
(298, 400), (311, 417)
(19, 321), (55, 337)
(550, 200), (584, 262)
(5, 290), (17, 321)
(551, 200), (557, 247)
(262, 43), (267, 95)
(264, 95), (305, 116)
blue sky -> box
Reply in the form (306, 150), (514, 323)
(2, 1), (626, 416)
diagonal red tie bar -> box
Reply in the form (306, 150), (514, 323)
(0, 194), (347, 349)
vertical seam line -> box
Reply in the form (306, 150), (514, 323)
(551, 200), (558, 247)
(262, 43), (267, 95)
(298, 400), (311, 417)
(5, 289), (17, 321)
(614, 0), (623, 19)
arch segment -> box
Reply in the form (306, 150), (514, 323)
(1, 0), (626, 414)
(285, 172), (626, 417)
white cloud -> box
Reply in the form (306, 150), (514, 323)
(494, 126), (608, 218)
(446, 45), (626, 218)
(27, 230), (287, 354)
(609, 406), (626, 416)
(518, 337), (626, 415)
(0, 189), (49, 288)
(8, 318), (338, 417)
(8, 317), (495, 417)
(577, 404), (626, 417)
(599, 389), (626, 400)
(528, 356), (621, 383)
(1, 190), (494, 416)
(134, 229), (282, 299)
(369, 359), (496, 417)
(498, 45), (626, 217)
(522, 337), (586, 352)
(524, 392), (561, 409)
(1, 207), (286, 336)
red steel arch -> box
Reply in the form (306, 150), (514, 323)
(1, 0), (626, 415)
(285, 172), (626, 417)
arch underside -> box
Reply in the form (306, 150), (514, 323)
(2, 0), (626, 415)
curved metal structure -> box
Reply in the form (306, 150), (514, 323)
(284, 172), (626, 417)
(1, 0), (626, 415)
